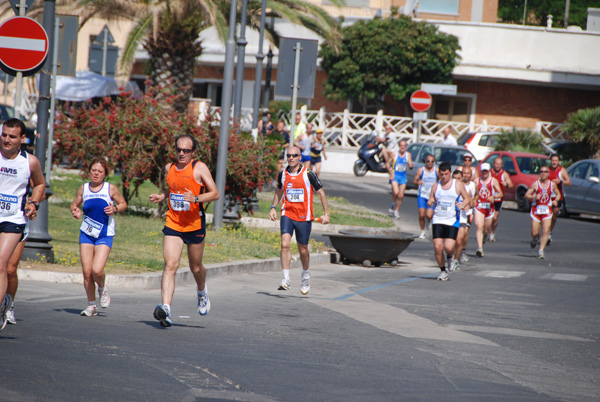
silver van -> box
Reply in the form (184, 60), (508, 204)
(405, 143), (475, 190)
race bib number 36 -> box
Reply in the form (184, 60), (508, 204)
(80, 216), (103, 238)
(286, 188), (305, 203)
(169, 193), (190, 211)
(0, 193), (18, 216)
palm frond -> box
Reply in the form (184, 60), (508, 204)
(120, 16), (153, 75)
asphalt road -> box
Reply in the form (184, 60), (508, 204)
(1, 172), (599, 402)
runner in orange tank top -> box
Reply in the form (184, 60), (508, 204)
(269, 146), (330, 295)
(548, 154), (571, 244)
(149, 134), (219, 327)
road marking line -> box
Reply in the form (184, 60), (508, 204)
(541, 273), (587, 281)
(447, 325), (592, 342)
(477, 271), (525, 278)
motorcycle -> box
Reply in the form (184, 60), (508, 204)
(353, 134), (389, 176)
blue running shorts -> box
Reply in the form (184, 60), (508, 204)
(280, 215), (312, 245)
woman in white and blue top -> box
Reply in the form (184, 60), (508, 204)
(70, 158), (127, 317)
(427, 162), (471, 281)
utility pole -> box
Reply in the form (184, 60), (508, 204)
(233, 0), (249, 120)
(251, 0), (267, 131)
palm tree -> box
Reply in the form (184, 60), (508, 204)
(564, 107), (600, 159)
(6, 0), (342, 113)
(494, 127), (545, 154)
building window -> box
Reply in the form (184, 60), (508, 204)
(419, 0), (459, 15)
(433, 96), (471, 123)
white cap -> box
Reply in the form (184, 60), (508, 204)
(480, 162), (491, 171)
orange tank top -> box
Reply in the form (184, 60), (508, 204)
(280, 166), (314, 222)
(165, 161), (205, 232)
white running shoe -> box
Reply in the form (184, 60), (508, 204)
(475, 248), (484, 257)
(437, 271), (449, 281)
(0, 295), (12, 331)
(418, 230), (427, 240)
(490, 233), (496, 242)
(454, 261), (460, 271)
(197, 292), (211, 316)
(278, 278), (291, 290)
(448, 258), (456, 272)
(393, 211), (400, 220)
(300, 274), (310, 295)
(538, 249), (545, 259)
(6, 304), (16, 325)
(388, 208), (394, 216)
(81, 305), (98, 317)
(459, 253), (469, 263)
(99, 287), (111, 308)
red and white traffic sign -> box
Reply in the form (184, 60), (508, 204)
(0, 17), (48, 72)
(410, 90), (432, 112)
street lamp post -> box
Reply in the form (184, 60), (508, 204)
(233, 0), (249, 120)
(213, 0), (238, 228)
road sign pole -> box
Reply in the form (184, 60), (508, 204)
(288, 42), (302, 150)
(22, 0), (55, 263)
(46, 16), (60, 181)
(13, 0), (26, 119)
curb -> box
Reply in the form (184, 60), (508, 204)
(19, 253), (332, 290)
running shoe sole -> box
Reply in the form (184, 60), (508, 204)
(6, 308), (16, 325)
(198, 296), (211, 316)
(153, 305), (172, 327)
(278, 281), (291, 291)
(530, 238), (537, 248)
(475, 249), (484, 257)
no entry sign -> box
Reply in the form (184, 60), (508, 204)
(410, 90), (432, 112)
(0, 17), (49, 72)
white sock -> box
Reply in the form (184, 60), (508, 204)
(163, 304), (171, 314)
(282, 269), (290, 281)
(88, 301), (96, 306)
(302, 270), (310, 279)
(197, 286), (207, 297)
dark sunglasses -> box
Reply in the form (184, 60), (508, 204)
(286, 153), (300, 158)
(540, 170), (549, 173)
(463, 157), (472, 160)
(176, 147), (193, 154)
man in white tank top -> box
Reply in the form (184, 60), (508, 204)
(0, 119), (45, 331)
(427, 162), (471, 281)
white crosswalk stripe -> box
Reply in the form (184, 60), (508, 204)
(541, 274), (588, 282)
(477, 271), (526, 278)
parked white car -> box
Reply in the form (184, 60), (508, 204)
(457, 132), (501, 161)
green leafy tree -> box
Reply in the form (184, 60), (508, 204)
(52, 85), (277, 212)
(498, 0), (600, 29)
(563, 107), (600, 159)
(319, 13), (460, 111)
(494, 128), (545, 154)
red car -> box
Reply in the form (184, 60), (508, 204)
(478, 151), (550, 211)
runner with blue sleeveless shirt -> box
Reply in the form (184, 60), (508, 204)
(71, 158), (127, 317)
(388, 140), (413, 220)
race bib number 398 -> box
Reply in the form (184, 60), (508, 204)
(286, 188), (305, 203)
(169, 193), (190, 211)
(0, 193), (18, 216)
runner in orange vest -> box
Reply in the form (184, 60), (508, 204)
(149, 134), (219, 327)
(269, 146), (330, 295)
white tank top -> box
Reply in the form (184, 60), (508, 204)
(432, 178), (460, 226)
(460, 181), (477, 223)
(0, 149), (31, 225)
(418, 168), (437, 199)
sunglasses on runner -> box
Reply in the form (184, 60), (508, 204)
(176, 147), (193, 154)
(286, 153), (300, 158)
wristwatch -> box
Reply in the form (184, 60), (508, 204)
(195, 196), (200, 203)
(29, 201), (40, 210)
(270, 205), (276, 209)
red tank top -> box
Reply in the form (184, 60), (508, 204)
(477, 177), (494, 204)
(548, 166), (563, 199)
(490, 168), (505, 201)
(165, 161), (205, 232)
(531, 180), (552, 215)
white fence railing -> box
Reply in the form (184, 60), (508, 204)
(202, 103), (567, 148)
